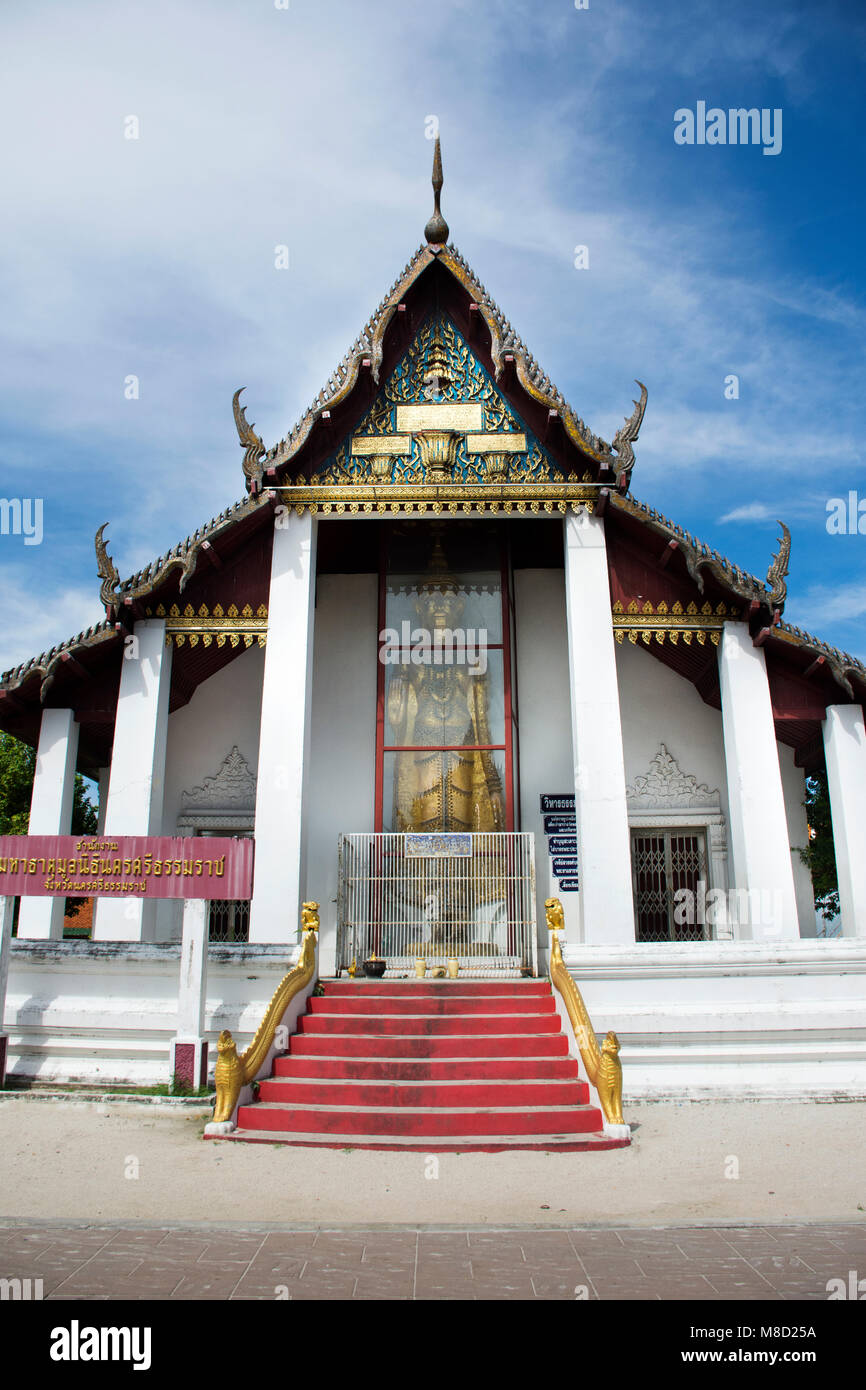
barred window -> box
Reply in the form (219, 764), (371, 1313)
(208, 897), (250, 943)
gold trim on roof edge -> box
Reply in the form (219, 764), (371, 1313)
(270, 481), (599, 516)
(144, 602), (268, 651)
(612, 597), (735, 647)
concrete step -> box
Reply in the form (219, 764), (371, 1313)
(297, 1013), (561, 1036)
(272, 1055), (580, 1081)
(287, 1033), (570, 1058)
(257, 1077), (590, 1107)
(237, 1101), (604, 1137)
(209, 1129), (628, 1153)
(211, 1128), (631, 1150)
(322, 980), (549, 997)
(309, 994), (556, 1016)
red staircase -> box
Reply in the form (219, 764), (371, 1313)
(220, 980), (629, 1152)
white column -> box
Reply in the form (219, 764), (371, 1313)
(563, 509), (635, 942)
(170, 897), (209, 1088)
(248, 509), (318, 943)
(96, 768), (109, 834)
(17, 708), (80, 940)
(822, 704), (866, 937)
(0, 895), (14, 1084)
(718, 624), (800, 939)
(93, 620), (172, 942)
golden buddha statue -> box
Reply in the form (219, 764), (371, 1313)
(386, 539), (504, 834)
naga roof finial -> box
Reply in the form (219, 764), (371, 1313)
(232, 387), (266, 494)
(95, 522), (121, 614)
(766, 521), (791, 610)
(611, 380), (648, 484)
(424, 136), (449, 246)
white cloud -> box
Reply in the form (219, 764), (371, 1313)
(788, 583), (866, 631)
(0, 572), (105, 676)
(720, 503), (775, 523)
(719, 495), (828, 525)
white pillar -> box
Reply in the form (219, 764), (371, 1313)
(96, 768), (109, 835)
(248, 510), (317, 943)
(717, 624), (800, 939)
(0, 895), (14, 1084)
(563, 509), (635, 942)
(170, 898), (209, 1089)
(16, 708), (80, 940)
(822, 704), (866, 937)
(93, 620), (172, 942)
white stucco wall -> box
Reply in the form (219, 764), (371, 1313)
(779, 743), (817, 936)
(618, 638), (816, 939)
(513, 569), (578, 952)
(4, 941), (298, 1085)
(617, 638), (732, 824)
(305, 573), (379, 973)
(155, 645), (265, 941)
(513, 580), (818, 943)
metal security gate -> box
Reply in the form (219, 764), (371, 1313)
(337, 832), (538, 977)
(631, 828), (708, 942)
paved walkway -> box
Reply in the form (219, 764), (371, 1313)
(1, 1221), (864, 1300)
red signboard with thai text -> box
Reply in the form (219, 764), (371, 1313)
(0, 836), (254, 900)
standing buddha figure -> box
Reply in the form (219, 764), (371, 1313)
(386, 538), (504, 834)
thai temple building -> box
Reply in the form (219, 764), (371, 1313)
(1, 144), (864, 1145)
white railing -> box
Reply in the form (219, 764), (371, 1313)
(337, 832), (538, 978)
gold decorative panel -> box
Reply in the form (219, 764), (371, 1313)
(146, 602), (268, 649)
(465, 433), (527, 454)
(611, 599), (737, 647)
(395, 403), (484, 433)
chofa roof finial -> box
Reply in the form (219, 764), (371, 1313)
(424, 136), (449, 246)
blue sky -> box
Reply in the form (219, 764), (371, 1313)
(1, 0), (864, 672)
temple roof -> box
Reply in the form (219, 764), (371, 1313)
(1, 141), (863, 769)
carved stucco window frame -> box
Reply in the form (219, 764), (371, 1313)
(626, 744), (733, 942)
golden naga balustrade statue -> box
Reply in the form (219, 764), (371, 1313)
(209, 901), (320, 1129)
(545, 897), (625, 1128)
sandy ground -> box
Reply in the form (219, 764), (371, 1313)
(0, 1098), (863, 1227)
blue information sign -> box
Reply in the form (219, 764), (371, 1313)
(544, 814), (576, 834)
(557, 876), (580, 893)
(552, 857), (579, 876)
(548, 836), (577, 854)
(540, 794), (575, 814)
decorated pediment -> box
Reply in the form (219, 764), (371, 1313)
(626, 744), (720, 810)
(310, 313), (566, 489)
(180, 746), (257, 816)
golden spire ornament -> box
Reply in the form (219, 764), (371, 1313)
(424, 136), (449, 245)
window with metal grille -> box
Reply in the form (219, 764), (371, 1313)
(207, 898), (250, 943)
(631, 829), (708, 942)
(199, 829), (251, 943)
